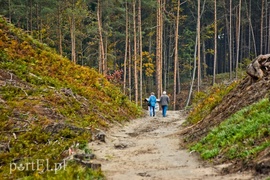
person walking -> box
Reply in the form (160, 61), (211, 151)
(160, 91), (170, 117)
(148, 92), (157, 117)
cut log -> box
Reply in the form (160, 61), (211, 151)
(246, 54), (270, 80)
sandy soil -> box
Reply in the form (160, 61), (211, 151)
(89, 110), (255, 180)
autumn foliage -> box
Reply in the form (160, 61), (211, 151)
(0, 17), (143, 179)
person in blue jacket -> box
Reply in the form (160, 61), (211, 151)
(148, 92), (157, 117)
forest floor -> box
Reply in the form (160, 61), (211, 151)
(89, 110), (257, 180)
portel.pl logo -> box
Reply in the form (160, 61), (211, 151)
(10, 159), (66, 174)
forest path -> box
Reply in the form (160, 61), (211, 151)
(89, 110), (253, 180)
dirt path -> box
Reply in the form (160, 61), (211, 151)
(89, 110), (254, 180)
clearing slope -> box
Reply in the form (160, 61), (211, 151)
(181, 76), (270, 142)
(0, 16), (142, 179)
(181, 65), (270, 176)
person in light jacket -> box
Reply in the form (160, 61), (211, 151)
(159, 91), (170, 117)
(148, 92), (157, 117)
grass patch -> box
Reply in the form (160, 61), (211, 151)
(190, 98), (270, 161)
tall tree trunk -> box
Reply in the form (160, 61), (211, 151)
(104, 35), (108, 74)
(57, 1), (63, 56)
(163, 40), (167, 92)
(156, 0), (162, 97)
(244, 0), (257, 57)
(30, 0), (33, 35)
(261, 0), (264, 54)
(235, 0), (241, 79)
(70, 14), (76, 63)
(213, 0), (217, 85)
(133, 0), (138, 104)
(97, 0), (105, 74)
(129, 32), (132, 101)
(36, 4), (41, 41)
(124, 1), (129, 95)
(160, 0), (163, 97)
(197, 0), (201, 91)
(202, 40), (206, 78)
(229, 0), (233, 80)
(264, 0), (268, 53)
(70, 0), (76, 64)
(138, 0), (143, 106)
(248, 0), (251, 58)
(268, 3), (270, 53)
(186, 37), (198, 107)
(173, 0), (180, 110)
(177, 63), (181, 94)
(8, 0), (11, 23)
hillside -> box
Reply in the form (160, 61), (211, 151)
(0, 17), (143, 179)
(181, 72), (270, 176)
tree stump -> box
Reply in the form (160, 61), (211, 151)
(246, 54), (270, 81)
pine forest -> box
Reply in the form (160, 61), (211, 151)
(1, 0), (270, 179)
(1, 0), (269, 109)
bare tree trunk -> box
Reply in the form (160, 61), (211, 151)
(156, 0), (163, 97)
(202, 41), (206, 78)
(229, 0), (233, 80)
(27, 0), (33, 35)
(248, 0), (251, 58)
(244, 0), (257, 57)
(168, 27), (173, 92)
(133, 0), (138, 104)
(235, 0), (241, 79)
(173, 0), (180, 110)
(160, 0), (164, 97)
(124, 1), (129, 95)
(186, 37), (198, 107)
(105, 35), (108, 74)
(177, 63), (181, 94)
(30, 0), (33, 35)
(97, 0), (105, 75)
(138, 0), (143, 106)
(8, 0), (11, 23)
(264, 0), (268, 53)
(261, 0), (264, 54)
(156, 0), (161, 96)
(187, 0), (205, 105)
(213, 0), (217, 85)
(197, 0), (201, 91)
(70, 0), (76, 64)
(129, 33), (132, 100)
(57, 1), (63, 56)
(268, 3), (270, 53)
(163, 42), (167, 92)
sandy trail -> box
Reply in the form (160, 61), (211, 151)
(89, 110), (254, 180)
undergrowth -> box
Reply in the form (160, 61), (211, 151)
(190, 98), (270, 162)
(0, 16), (143, 179)
(186, 81), (238, 125)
